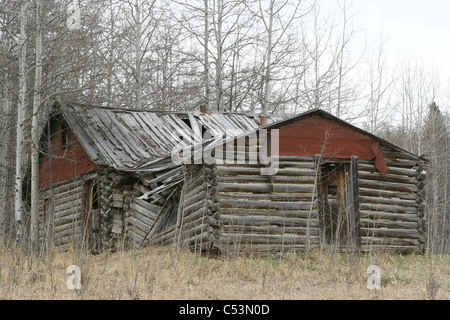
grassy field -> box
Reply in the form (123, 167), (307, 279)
(0, 245), (448, 300)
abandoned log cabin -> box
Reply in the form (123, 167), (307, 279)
(36, 102), (283, 251)
(36, 103), (428, 254)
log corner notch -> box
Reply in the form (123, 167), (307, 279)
(414, 159), (428, 252)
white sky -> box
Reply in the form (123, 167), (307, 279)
(352, 0), (450, 83)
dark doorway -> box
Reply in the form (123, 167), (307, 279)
(84, 179), (99, 252)
(316, 156), (361, 251)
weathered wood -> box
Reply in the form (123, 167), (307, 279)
(219, 208), (318, 219)
(361, 236), (421, 246)
(219, 199), (317, 210)
(360, 203), (417, 214)
(360, 219), (418, 230)
(127, 216), (152, 234)
(360, 245), (422, 253)
(359, 196), (418, 208)
(222, 225), (320, 236)
(359, 179), (419, 193)
(358, 163), (418, 177)
(358, 171), (419, 185)
(218, 192), (315, 201)
(183, 190), (207, 209)
(360, 210), (419, 222)
(128, 208), (156, 228)
(359, 187), (417, 200)
(54, 213), (81, 227)
(220, 215), (318, 228)
(361, 227), (423, 239)
(218, 182), (313, 193)
(220, 233), (320, 244)
(216, 166), (315, 176)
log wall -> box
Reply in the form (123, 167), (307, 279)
(214, 156), (320, 255)
(358, 144), (427, 253)
(38, 176), (87, 250)
(170, 165), (221, 252)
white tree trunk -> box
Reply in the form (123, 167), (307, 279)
(204, 0), (210, 107)
(135, 0), (143, 109)
(261, 0), (274, 115)
(31, 0), (43, 250)
(213, 0), (224, 112)
(15, 1), (28, 243)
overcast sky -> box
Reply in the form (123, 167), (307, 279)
(353, 0), (450, 83)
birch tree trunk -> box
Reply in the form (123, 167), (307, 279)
(15, 1), (28, 244)
(213, 0), (224, 111)
(204, 0), (211, 107)
(30, 0), (43, 251)
(261, 0), (274, 115)
(135, 0), (143, 109)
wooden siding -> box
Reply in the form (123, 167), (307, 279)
(214, 156), (320, 255)
(38, 176), (87, 249)
(358, 144), (427, 253)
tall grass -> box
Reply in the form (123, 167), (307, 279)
(0, 243), (448, 300)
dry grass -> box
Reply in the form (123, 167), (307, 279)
(0, 245), (448, 300)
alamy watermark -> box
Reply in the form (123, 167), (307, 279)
(366, 265), (381, 290)
(66, 265), (82, 290)
(170, 128), (280, 176)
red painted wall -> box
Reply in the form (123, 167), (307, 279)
(278, 116), (389, 174)
(39, 120), (99, 188)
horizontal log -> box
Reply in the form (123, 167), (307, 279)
(218, 182), (313, 193)
(361, 227), (423, 239)
(359, 179), (419, 193)
(53, 198), (84, 215)
(360, 219), (418, 229)
(360, 203), (417, 214)
(278, 162), (316, 169)
(379, 146), (420, 161)
(359, 196), (418, 208)
(221, 215), (318, 228)
(222, 225), (319, 236)
(220, 208), (318, 219)
(54, 213), (82, 227)
(360, 210), (419, 222)
(360, 245), (421, 253)
(358, 163), (418, 177)
(219, 199), (317, 211)
(361, 236), (421, 246)
(55, 226), (83, 240)
(218, 243), (321, 254)
(54, 220), (82, 234)
(359, 158), (417, 168)
(359, 187), (417, 201)
(218, 192), (316, 202)
(216, 166), (315, 176)
(45, 179), (83, 195)
(220, 233), (320, 245)
(358, 172), (418, 185)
